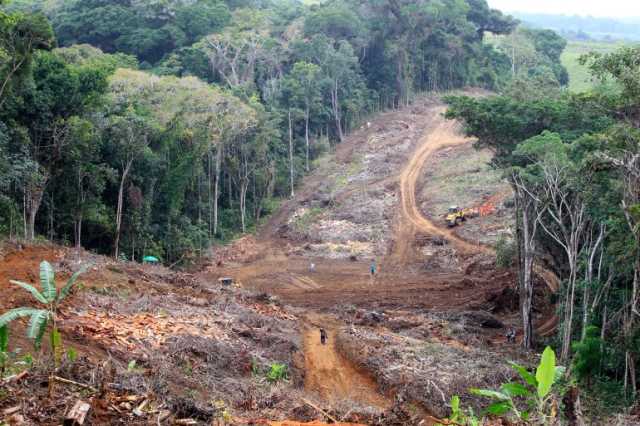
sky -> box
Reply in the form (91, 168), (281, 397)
(486, 0), (640, 19)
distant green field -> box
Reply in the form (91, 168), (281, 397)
(561, 40), (630, 92)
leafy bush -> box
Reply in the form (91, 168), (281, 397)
(572, 326), (602, 385)
(495, 235), (516, 269)
(442, 347), (565, 425)
(265, 362), (288, 383)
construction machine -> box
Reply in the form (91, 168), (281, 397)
(445, 206), (479, 227)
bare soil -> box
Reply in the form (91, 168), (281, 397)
(0, 95), (564, 425)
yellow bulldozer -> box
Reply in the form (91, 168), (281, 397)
(445, 206), (478, 227)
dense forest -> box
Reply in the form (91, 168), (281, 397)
(0, 0), (567, 264)
(1, 0), (639, 422)
(446, 46), (640, 410)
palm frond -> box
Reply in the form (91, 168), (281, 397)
(9, 280), (48, 304)
(39, 261), (56, 303)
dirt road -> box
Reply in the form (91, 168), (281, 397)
(395, 107), (490, 262)
(209, 98), (557, 411)
(303, 313), (390, 409)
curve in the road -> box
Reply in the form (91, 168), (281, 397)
(399, 107), (559, 337)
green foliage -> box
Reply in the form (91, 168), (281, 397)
(265, 362), (288, 383)
(561, 40), (626, 92)
(495, 235), (516, 268)
(572, 326), (603, 384)
(0, 261), (85, 365)
(66, 347), (77, 363)
(0, 325), (8, 374)
(439, 395), (480, 426)
(467, 347), (564, 423)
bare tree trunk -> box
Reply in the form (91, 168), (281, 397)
(331, 80), (344, 142)
(582, 224), (606, 340)
(208, 150), (213, 240)
(25, 178), (48, 241)
(289, 110), (295, 198)
(513, 174), (540, 349)
(213, 141), (223, 236)
(305, 107), (310, 173)
(114, 160), (132, 259)
(74, 217), (82, 250)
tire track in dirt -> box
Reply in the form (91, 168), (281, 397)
(395, 107), (487, 262)
(396, 107), (559, 337)
(302, 313), (390, 409)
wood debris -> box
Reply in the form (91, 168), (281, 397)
(64, 400), (91, 426)
(61, 310), (228, 352)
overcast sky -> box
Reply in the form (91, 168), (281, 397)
(487, 0), (640, 18)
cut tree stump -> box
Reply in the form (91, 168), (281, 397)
(64, 400), (91, 426)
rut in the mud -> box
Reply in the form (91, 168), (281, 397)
(302, 314), (390, 409)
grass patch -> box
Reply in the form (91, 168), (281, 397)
(561, 40), (630, 92)
(292, 207), (324, 232)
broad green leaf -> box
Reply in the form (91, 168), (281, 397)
(27, 310), (48, 340)
(451, 395), (460, 413)
(9, 280), (48, 304)
(0, 307), (41, 328)
(536, 346), (556, 399)
(510, 362), (537, 387)
(0, 325), (8, 352)
(487, 401), (511, 416)
(57, 265), (87, 303)
(500, 382), (532, 397)
(34, 315), (48, 350)
(470, 388), (510, 401)
(39, 261), (56, 303)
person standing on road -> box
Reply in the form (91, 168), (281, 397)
(320, 328), (327, 345)
(370, 259), (377, 277)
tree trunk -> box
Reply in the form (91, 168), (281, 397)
(114, 160), (132, 259)
(213, 142), (223, 236)
(74, 216), (83, 250)
(562, 258), (578, 361)
(305, 107), (310, 173)
(513, 177), (538, 349)
(289, 110), (295, 198)
(25, 178), (48, 241)
(331, 80), (344, 142)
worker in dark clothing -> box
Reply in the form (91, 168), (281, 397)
(506, 328), (516, 343)
(370, 259), (377, 277)
(320, 328), (327, 345)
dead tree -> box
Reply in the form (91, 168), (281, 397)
(537, 160), (589, 362)
(512, 171), (544, 349)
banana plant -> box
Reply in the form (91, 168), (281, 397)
(470, 346), (565, 423)
(0, 261), (86, 365)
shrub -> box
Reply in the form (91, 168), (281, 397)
(266, 362), (288, 383)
